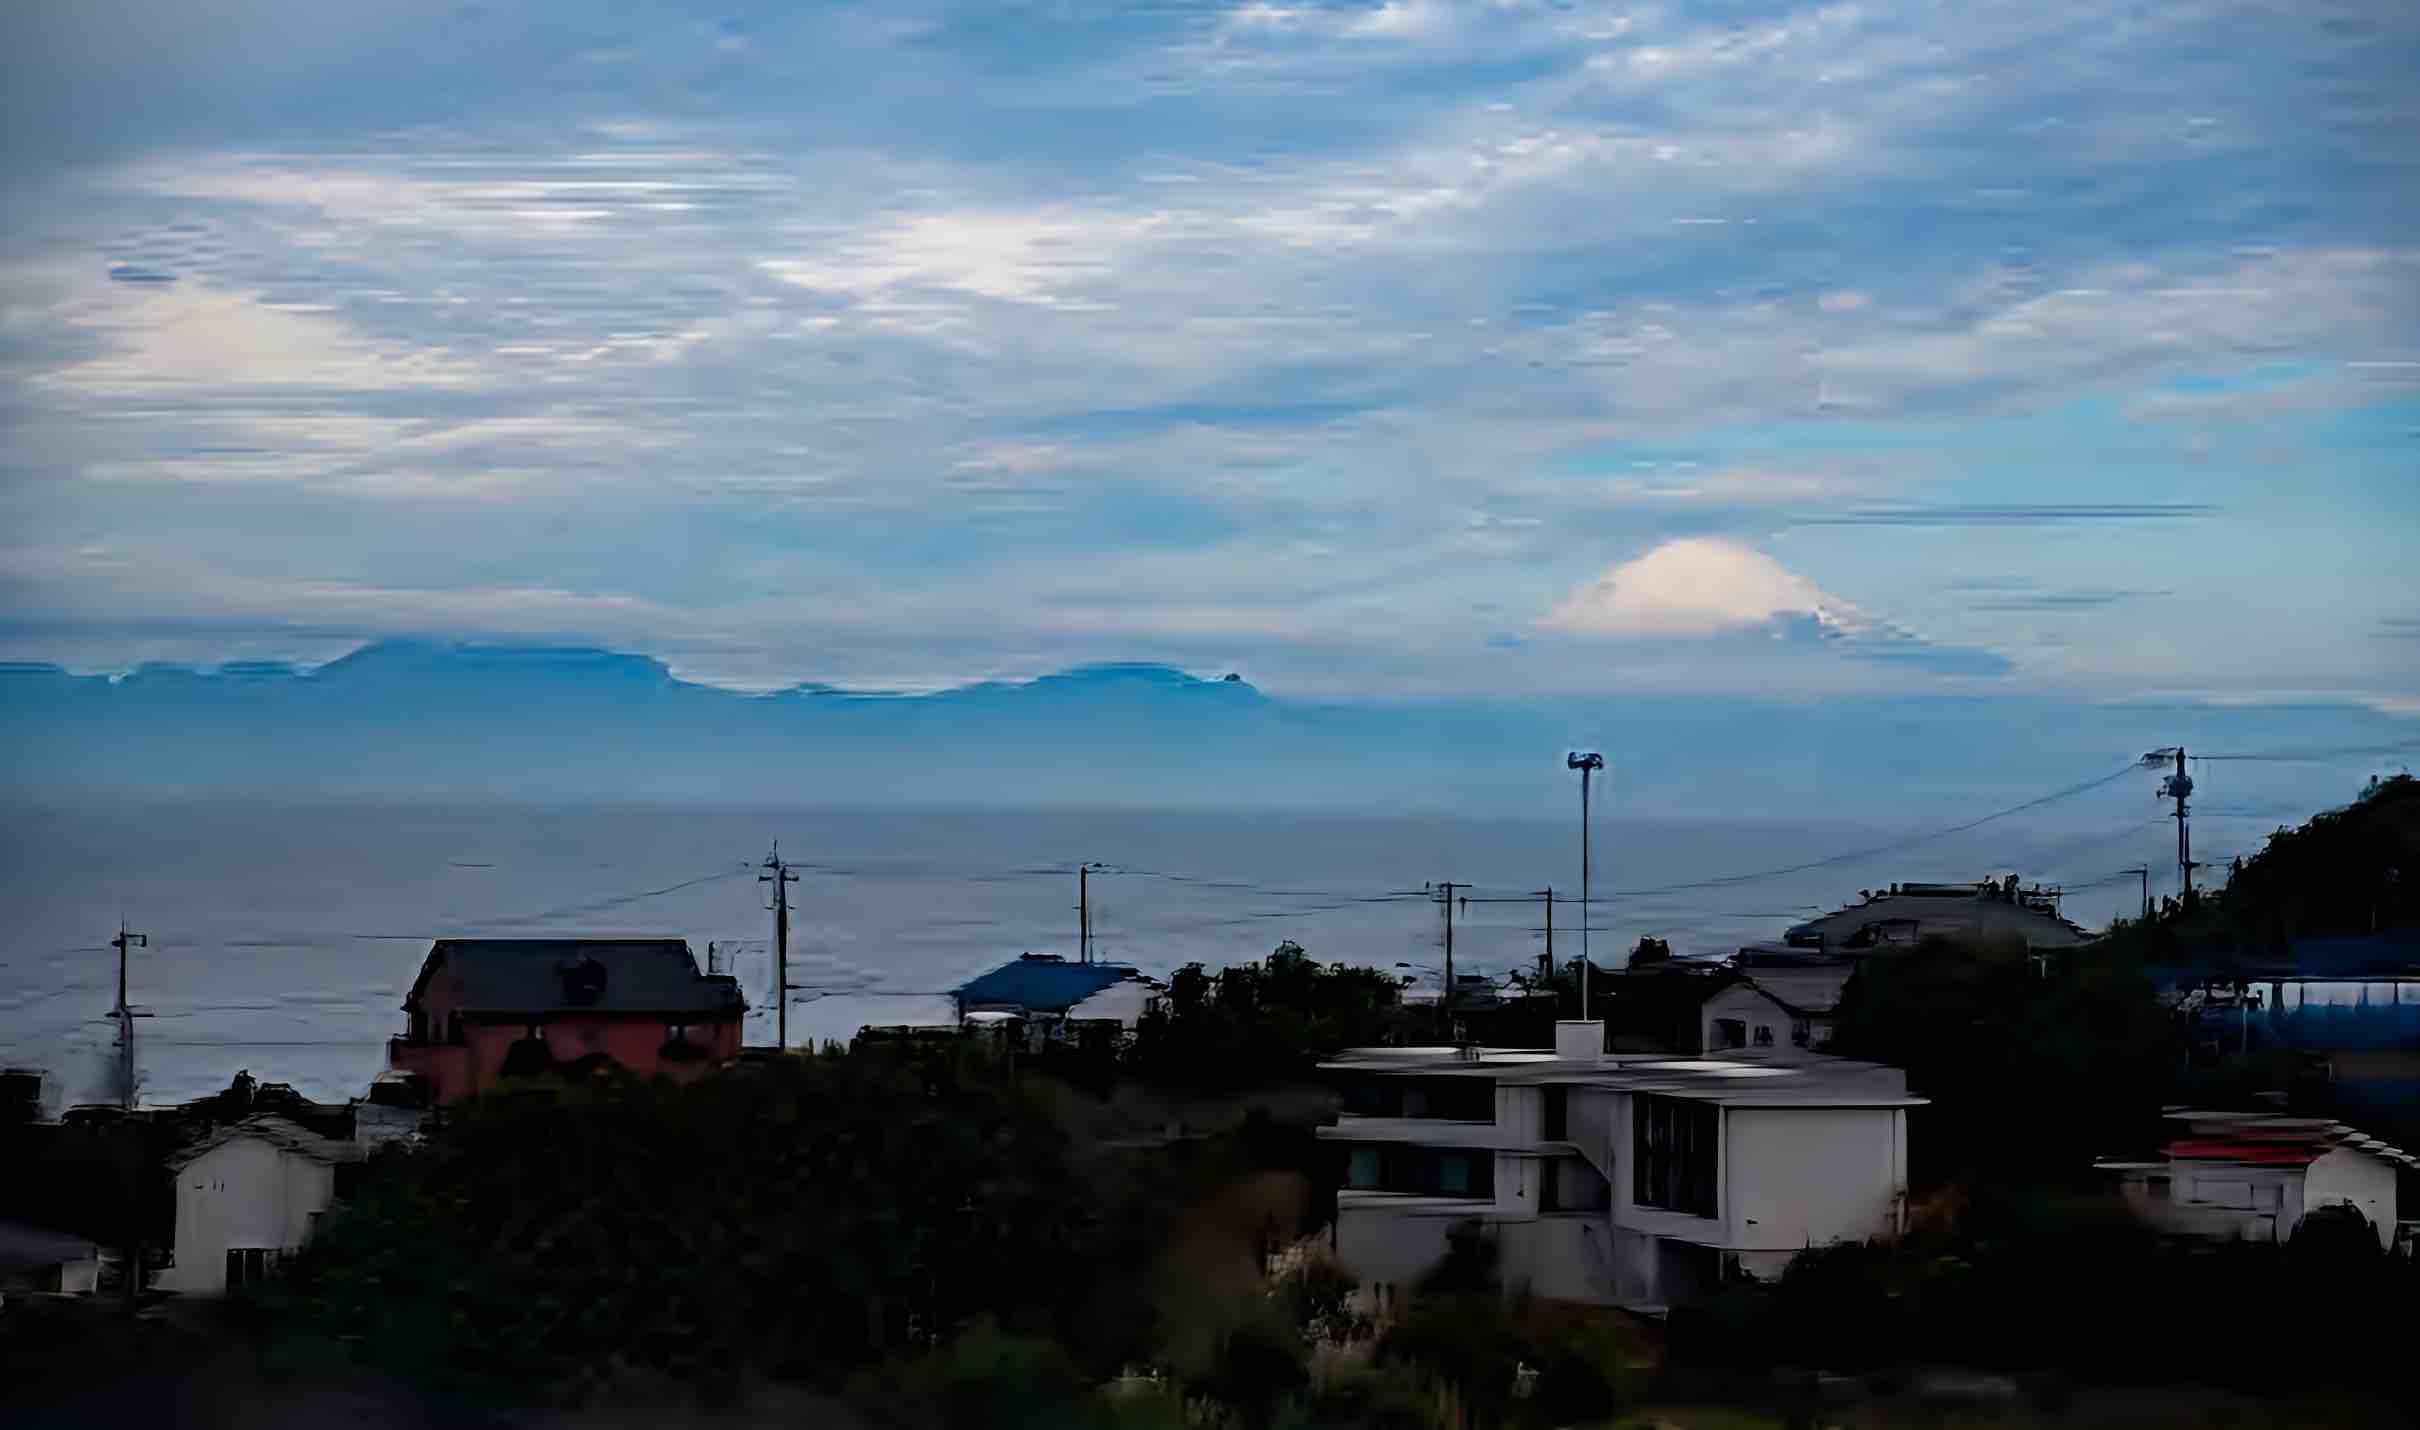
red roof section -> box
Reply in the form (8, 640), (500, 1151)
(2161, 1138), (2325, 1166)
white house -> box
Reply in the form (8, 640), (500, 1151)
(153, 1114), (357, 1295)
(1697, 982), (1809, 1053)
(0, 1218), (101, 1299)
(1063, 977), (1163, 1035)
(2097, 1109), (2412, 1251)
(1320, 1021), (1923, 1310)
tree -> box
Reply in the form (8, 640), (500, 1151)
(1829, 934), (2176, 1186)
(1129, 944), (1404, 1087)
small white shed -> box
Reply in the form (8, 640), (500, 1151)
(153, 1115), (356, 1295)
(0, 1218), (101, 1297)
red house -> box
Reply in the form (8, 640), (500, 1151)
(389, 938), (747, 1104)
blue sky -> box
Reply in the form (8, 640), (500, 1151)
(2, 0), (2415, 706)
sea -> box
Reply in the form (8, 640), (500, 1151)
(0, 792), (2291, 1111)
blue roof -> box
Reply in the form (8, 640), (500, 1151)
(954, 954), (1141, 1014)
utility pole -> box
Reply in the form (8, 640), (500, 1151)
(2126, 866), (2150, 922)
(1429, 882), (1464, 1030)
(2147, 747), (2195, 899)
(1539, 886), (1554, 981)
(1568, 752), (1605, 1022)
(1078, 862), (1103, 965)
(760, 843), (799, 1052)
(107, 919), (149, 1309)
(108, 920), (149, 1112)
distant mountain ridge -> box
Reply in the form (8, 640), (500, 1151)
(2, 640), (2413, 817)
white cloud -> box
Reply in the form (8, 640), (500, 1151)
(1541, 537), (1846, 637)
(1342, 1), (1451, 41)
(762, 210), (1166, 307)
(26, 268), (477, 395)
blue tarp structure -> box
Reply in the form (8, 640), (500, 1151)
(954, 953), (1142, 1014)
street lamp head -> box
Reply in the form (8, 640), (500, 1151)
(1567, 751), (1604, 772)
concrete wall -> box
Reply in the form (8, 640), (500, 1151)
(1495, 1216), (1620, 1304)
(1495, 1083), (1542, 1141)
(1568, 1088), (1618, 1183)
(1335, 1205), (1464, 1291)
(2302, 1146), (2398, 1249)
(1721, 1106), (1905, 1253)
(1554, 1156), (1611, 1210)
(1493, 1152), (1543, 1218)
(157, 1136), (335, 1294)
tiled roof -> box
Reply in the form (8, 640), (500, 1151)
(2137, 1109), (2419, 1171)
(1786, 890), (2091, 949)
(954, 954), (1144, 1014)
(167, 1114), (357, 1172)
(409, 938), (745, 1018)
(1741, 968), (1855, 1016)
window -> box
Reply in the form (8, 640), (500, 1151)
(1752, 1025), (1774, 1047)
(1712, 1018), (1747, 1050)
(525, 1022), (545, 1041)
(1351, 1146), (1495, 1197)
(225, 1248), (280, 1289)
(1542, 1085), (1568, 1141)
(445, 1011), (465, 1045)
(1790, 1019), (1810, 1047)
(1633, 1095), (1718, 1218)
(666, 1023), (690, 1042)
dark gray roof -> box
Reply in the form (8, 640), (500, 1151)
(408, 938), (745, 1018)
(1786, 889), (2091, 949)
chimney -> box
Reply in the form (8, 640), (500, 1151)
(1555, 1020), (1605, 1064)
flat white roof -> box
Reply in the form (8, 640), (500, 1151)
(1318, 1044), (1925, 1108)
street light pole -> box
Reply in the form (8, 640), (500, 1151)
(1566, 752), (1604, 1021)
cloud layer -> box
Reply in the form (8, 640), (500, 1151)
(1, 0), (2415, 706)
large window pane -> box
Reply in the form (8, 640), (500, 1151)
(1633, 1095), (1717, 1217)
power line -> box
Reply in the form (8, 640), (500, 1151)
(1601, 762), (2147, 899)
(2192, 739), (2420, 762)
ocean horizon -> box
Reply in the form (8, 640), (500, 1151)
(0, 791), (2232, 1111)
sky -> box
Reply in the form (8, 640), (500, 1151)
(2, 0), (2416, 708)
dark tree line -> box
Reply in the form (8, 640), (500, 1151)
(1125, 941), (1407, 1087)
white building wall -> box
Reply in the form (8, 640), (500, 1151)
(1493, 1153), (1543, 1218)
(1062, 980), (1157, 1031)
(1699, 985), (1790, 1053)
(1495, 1084), (1542, 1141)
(1335, 1206), (1462, 1290)
(1495, 1216), (1619, 1303)
(2302, 1146), (2398, 1249)
(157, 1136), (336, 1294)
(1721, 1107), (1905, 1253)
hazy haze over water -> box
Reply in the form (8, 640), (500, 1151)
(0, 790), (2322, 1109)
